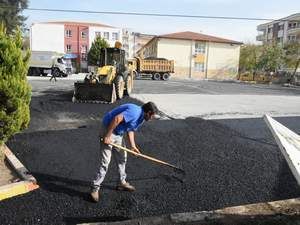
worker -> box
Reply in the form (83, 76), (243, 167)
(90, 102), (159, 202)
(49, 72), (57, 82)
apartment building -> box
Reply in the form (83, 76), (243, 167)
(121, 29), (155, 58)
(257, 13), (300, 44)
(137, 31), (242, 79)
(122, 28), (134, 59)
(30, 21), (122, 71)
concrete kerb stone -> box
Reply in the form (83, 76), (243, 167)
(78, 198), (300, 225)
(0, 144), (39, 201)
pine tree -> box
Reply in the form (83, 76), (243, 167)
(88, 36), (109, 66)
(0, 0), (28, 34)
(0, 24), (31, 145)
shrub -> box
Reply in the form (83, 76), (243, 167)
(0, 25), (31, 144)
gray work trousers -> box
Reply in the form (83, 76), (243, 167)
(92, 130), (127, 191)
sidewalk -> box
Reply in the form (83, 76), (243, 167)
(79, 198), (300, 225)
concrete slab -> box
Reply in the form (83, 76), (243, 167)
(78, 198), (300, 225)
(0, 145), (39, 201)
(131, 94), (300, 119)
(264, 115), (300, 186)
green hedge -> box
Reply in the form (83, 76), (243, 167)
(0, 25), (31, 145)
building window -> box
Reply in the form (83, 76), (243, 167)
(66, 30), (72, 37)
(95, 32), (101, 37)
(194, 62), (204, 72)
(267, 27), (273, 33)
(81, 53), (87, 61)
(195, 42), (206, 54)
(81, 31), (87, 39)
(278, 24), (284, 30)
(81, 45), (87, 53)
(103, 32), (109, 40)
(112, 32), (119, 41)
(288, 22), (297, 29)
(288, 35), (297, 41)
(66, 45), (72, 52)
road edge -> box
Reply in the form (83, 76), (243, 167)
(78, 198), (300, 225)
(0, 144), (39, 201)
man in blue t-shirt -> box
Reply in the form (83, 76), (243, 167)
(91, 102), (159, 202)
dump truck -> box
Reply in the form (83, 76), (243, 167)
(128, 57), (174, 81)
(72, 43), (133, 104)
(27, 51), (72, 77)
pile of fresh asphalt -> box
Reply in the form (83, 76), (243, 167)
(0, 89), (299, 225)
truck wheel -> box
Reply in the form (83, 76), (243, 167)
(124, 75), (133, 96)
(161, 73), (170, 81)
(153, 73), (160, 80)
(115, 75), (125, 99)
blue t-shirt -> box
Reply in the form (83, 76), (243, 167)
(103, 103), (144, 135)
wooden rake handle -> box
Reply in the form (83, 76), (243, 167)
(101, 139), (183, 172)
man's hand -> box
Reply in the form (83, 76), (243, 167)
(103, 136), (112, 145)
(131, 146), (141, 155)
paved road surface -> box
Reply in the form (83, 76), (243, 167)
(0, 78), (299, 225)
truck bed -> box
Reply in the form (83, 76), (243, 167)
(139, 59), (174, 73)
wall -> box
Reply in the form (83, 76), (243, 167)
(30, 23), (64, 53)
(139, 37), (241, 79)
(64, 24), (89, 54)
(89, 26), (122, 49)
(207, 42), (240, 79)
(157, 38), (191, 78)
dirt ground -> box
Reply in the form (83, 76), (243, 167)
(0, 147), (18, 186)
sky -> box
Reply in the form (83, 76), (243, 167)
(23, 0), (300, 43)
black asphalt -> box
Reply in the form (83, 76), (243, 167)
(0, 81), (300, 225)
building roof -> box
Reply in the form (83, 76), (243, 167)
(40, 21), (115, 28)
(257, 13), (300, 28)
(157, 31), (242, 44)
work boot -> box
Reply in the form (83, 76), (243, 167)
(117, 182), (136, 192)
(90, 189), (100, 202)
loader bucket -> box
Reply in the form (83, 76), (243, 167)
(72, 82), (117, 103)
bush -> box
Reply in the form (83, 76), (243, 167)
(0, 25), (31, 145)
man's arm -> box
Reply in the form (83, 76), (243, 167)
(102, 113), (124, 144)
(127, 131), (141, 154)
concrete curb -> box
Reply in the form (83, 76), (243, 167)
(0, 144), (39, 201)
(78, 198), (300, 225)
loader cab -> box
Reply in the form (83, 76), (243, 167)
(99, 48), (126, 74)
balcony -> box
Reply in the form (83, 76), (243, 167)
(288, 26), (300, 35)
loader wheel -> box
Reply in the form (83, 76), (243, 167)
(124, 75), (133, 96)
(115, 75), (125, 99)
(153, 73), (160, 80)
(161, 73), (170, 81)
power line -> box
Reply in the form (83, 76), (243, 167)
(1, 5), (299, 22)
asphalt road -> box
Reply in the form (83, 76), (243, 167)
(0, 77), (299, 225)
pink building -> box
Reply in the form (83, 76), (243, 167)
(30, 21), (122, 72)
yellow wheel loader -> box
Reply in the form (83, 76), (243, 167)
(72, 45), (133, 103)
